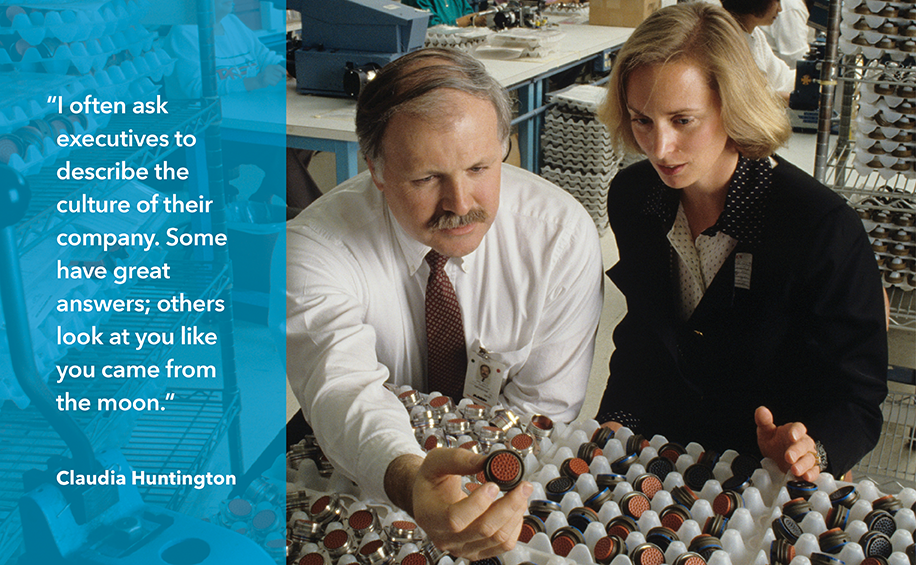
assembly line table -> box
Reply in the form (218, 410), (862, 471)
(285, 23), (634, 184)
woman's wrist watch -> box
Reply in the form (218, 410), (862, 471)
(814, 440), (829, 472)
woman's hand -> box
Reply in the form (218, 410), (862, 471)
(755, 406), (820, 481)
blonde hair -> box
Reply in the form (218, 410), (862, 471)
(597, 2), (790, 160)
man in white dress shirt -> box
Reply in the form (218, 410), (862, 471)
(286, 48), (604, 558)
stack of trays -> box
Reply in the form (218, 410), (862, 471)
(489, 28), (564, 58)
(0, 0), (174, 177)
(841, 0), (916, 62)
(541, 84), (620, 234)
(855, 192), (916, 290)
(854, 62), (916, 180)
(543, 1), (589, 16)
(425, 25), (491, 53)
(544, 2), (590, 24)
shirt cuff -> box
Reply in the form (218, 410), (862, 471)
(357, 433), (426, 505)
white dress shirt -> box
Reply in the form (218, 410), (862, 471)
(667, 203), (737, 320)
(747, 27), (796, 94)
(761, 0), (812, 69)
(164, 14), (284, 99)
(286, 164), (604, 502)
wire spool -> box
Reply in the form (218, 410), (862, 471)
(819, 527), (851, 554)
(519, 514), (546, 543)
(594, 534), (627, 564)
(713, 490), (743, 518)
(659, 442), (687, 463)
(661, 504), (692, 531)
(771, 539), (796, 565)
(772, 515), (803, 544)
(620, 491), (652, 519)
(551, 526), (586, 557)
(568, 506), (600, 534)
(830, 485), (859, 509)
(585, 487), (614, 513)
(783, 498), (813, 522)
(646, 526), (679, 551)
(634, 473), (664, 500)
(631, 542), (666, 565)
(647, 456), (676, 480)
(560, 457), (591, 481)
(606, 515), (639, 540)
(787, 480), (818, 501)
(545, 476), (576, 502)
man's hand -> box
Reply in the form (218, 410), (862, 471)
(755, 406), (820, 481)
(245, 64), (286, 91)
(385, 449), (532, 560)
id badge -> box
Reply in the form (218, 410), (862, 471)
(734, 252), (752, 290)
(463, 342), (508, 407)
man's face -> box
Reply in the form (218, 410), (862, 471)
(369, 90), (502, 258)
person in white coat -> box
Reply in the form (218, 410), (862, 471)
(722, 0), (795, 101)
(760, 0), (813, 69)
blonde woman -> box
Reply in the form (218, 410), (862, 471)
(595, 3), (886, 481)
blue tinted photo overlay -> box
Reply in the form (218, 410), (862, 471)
(0, 1), (286, 563)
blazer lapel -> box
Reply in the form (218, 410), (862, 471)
(609, 232), (681, 358)
(688, 241), (758, 327)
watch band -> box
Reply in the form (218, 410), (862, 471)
(814, 440), (828, 472)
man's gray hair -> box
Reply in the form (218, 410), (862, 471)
(355, 48), (512, 166)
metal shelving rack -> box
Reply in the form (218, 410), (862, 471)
(853, 389), (916, 489)
(815, 1), (916, 331)
(815, 0), (916, 486)
(0, 0), (246, 561)
(0, 261), (241, 559)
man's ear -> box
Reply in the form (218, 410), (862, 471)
(366, 159), (383, 192)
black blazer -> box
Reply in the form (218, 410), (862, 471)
(596, 158), (888, 476)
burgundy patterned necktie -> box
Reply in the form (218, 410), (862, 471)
(425, 250), (467, 401)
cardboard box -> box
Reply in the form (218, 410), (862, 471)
(589, 0), (659, 28)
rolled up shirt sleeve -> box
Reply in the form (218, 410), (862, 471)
(287, 227), (424, 503)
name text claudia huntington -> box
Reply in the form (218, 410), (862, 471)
(57, 469), (236, 490)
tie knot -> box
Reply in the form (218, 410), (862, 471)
(425, 250), (449, 272)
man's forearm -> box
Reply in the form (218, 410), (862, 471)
(385, 453), (425, 516)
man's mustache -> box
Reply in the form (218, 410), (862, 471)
(428, 208), (488, 230)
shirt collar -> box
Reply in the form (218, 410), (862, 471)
(386, 205), (472, 276)
(644, 155), (772, 244)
